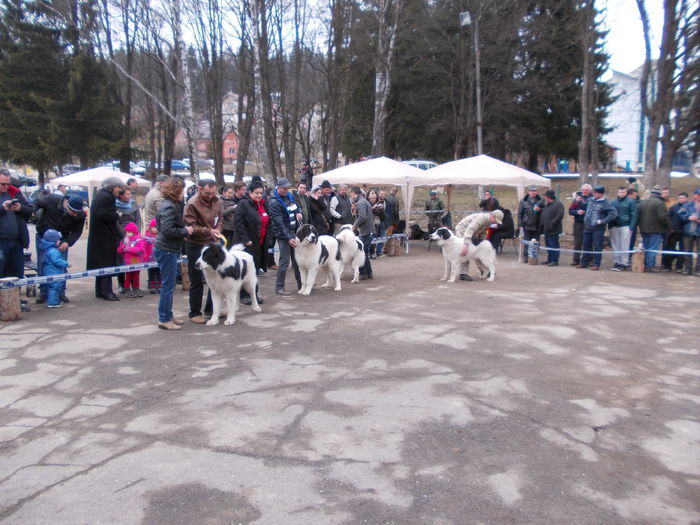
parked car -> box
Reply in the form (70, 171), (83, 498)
(404, 159), (438, 171)
(170, 160), (189, 171)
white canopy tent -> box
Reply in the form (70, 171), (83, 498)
(50, 167), (151, 204)
(319, 157), (424, 223)
(413, 154), (551, 201)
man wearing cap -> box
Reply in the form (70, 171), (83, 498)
(517, 185), (544, 263)
(319, 180), (334, 229)
(568, 183), (593, 265)
(425, 189), (445, 233)
(608, 186), (638, 271)
(578, 186), (617, 271)
(184, 179), (223, 321)
(330, 184), (354, 234)
(678, 188), (700, 275)
(540, 190), (565, 266)
(269, 178), (302, 294)
(0, 168), (33, 311)
(144, 174), (169, 225)
(454, 209), (503, 280)
(638, 185), (670, 272)
(33, 192), (86, 303)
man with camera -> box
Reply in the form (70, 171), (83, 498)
(0, 169), (33, 311)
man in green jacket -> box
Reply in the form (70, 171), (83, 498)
(638, 185), (670, 272)
(609, 186), (638, 271)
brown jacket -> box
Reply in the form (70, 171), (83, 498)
(184, 192), (223, 245)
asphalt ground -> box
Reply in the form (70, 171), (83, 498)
(1, 233), (699, 524)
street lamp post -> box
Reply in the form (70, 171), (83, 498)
(460, 11), (483, 156)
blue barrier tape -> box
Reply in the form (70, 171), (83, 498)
(520, 239), (697, 256)
(0, 258), (188, 289)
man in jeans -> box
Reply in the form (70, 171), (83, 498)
(638, 185), (671, 272)
(578, 186), (617, 271)
(184, 180), (223, 323)
(609, 186), (638, 271)
(268, 178), (302, 295)
(678, 188), (700, 275)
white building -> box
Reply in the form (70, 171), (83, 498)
(606, 65), (647, 173)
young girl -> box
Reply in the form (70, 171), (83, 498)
(117, 222), (147, 298)
(144, 218), (161, 293)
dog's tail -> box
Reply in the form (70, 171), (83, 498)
(229, 243), (246, 252)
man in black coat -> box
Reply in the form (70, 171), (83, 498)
(34, 194), (86, 303)
(540, 190), (565, 266)
(517, 185), (544, 263)
(86, 177), (124, 301)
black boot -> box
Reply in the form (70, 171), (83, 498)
(459, 273), (473, 281)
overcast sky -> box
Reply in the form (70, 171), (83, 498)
(603, 0), (664, 74)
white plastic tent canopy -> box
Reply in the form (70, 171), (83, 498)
(50, 167), (151, 203)
(319, 157), (424, 222)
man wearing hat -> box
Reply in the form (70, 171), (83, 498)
(454, 209), (503, 280)
(319, 180), (335, 228)
(268, 178), (302, 295)
(425, 189), (445, 233)
(568, 183), (593, 266)
(638, 185), (670, 272)
(517, 185), (544, 263)
(678, 188), (700, 275)
(578, 185), (617, 270)
(33, 192), (86, 303)
(540, 190), (565, 266)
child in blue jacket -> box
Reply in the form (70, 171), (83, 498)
(40, 229), (70, 308)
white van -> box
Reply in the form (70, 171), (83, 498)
(404, 159), (438, 171)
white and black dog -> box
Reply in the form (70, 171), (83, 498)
(294, 224), (342, 295)
(195, 243), (261, 325)
(334, 224), (365, 283)
(429, 227), (496, 283)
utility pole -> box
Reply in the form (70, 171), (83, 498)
(460, 11), (483, 155)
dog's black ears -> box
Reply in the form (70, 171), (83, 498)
(439, 228), (450, 239)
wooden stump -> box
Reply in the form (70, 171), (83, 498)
(180, 262), (190, 291)
(528, 258), (539, 265)
(631, 249), (645, 273)
(0, 278), (21, 322)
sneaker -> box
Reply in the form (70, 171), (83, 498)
(125, 289), (135, 298)
(158, 321), (182, 330)
(171, 317), (185, 325)
(611, 265), (622, 272)
(150, 288), (158, 294)
(547, 262), (559, 267)
(47, 303), (63, 308)
(459, 273), (473, 281)
(189, 315), (208, 324)
(133, 288), (144, 297)
(681, 269), (691, 275)
(59, 295), (69, 303)
(275, 288), (291, 296)
(256, 296), (264, 305)
(659, 267), (672, 272)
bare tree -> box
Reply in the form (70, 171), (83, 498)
(370, 0), (401, 156)
(637, 0), (699, 188)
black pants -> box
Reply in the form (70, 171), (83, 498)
(95, 275), (114, 298)
(662, 232), (684, 269)
(572, 221), (584, 264)
(185, 242), (212, 317)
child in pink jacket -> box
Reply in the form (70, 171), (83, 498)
(117, 222), (147, 297)
(144, 218), (161, 293)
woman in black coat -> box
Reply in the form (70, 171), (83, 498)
(233, 181), (269, 304)
(86, 177), (124, 301)
(308, 185), (330, 235)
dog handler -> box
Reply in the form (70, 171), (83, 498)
(454, 210), (503, 281)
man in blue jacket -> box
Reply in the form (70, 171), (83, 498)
(609, 186), (638, 271)
(269, 178), (302, 295)
(578, 186), (617, 271)
(678, 188), (700, 275)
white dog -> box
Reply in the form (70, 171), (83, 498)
(195, 243), (261, 325)
(294, 224), (342, 295)
(334, 224), (365, 283)
(429, 227), (496, 283)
